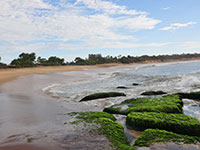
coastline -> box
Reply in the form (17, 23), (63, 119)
(0, 58), (200, 150)
(0, 58), (200, 84)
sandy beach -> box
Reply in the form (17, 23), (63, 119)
(0, 63), (121, 84)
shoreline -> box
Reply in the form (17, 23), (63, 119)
(0, 58), (200, 85)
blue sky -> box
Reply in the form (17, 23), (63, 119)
(0, 0), (200, 63)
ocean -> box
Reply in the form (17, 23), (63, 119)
(43, 60), (200, 120)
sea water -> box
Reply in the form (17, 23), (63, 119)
(43, 60), (200, 121)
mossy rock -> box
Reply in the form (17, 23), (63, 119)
(72, 112), (135, 150)
(126, 112), (200, 136)
(80, 92), (126, 102)
(177, 91), (200, 101)
(104, 95), (183, 115)
(134, 129), (200, 147)
(72, 111), (117, 122)
(141, 90), (167, 96)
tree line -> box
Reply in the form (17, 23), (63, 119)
(0, 52), (200, 69)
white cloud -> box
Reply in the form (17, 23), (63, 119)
(0, 0), (160, 43)
(0, 0), (162, 62)
(160, 22), (196, 31)
(161, 7), (170, 10)
(74, 0), (147, 15)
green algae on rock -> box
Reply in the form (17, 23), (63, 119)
(80, 92), (126, 102)
(134, 129), (200, 147)
(126, 112), (200, 136)
(104, 94), (183, 115)
(71, 111), (136, 150)
(141, 91), (167, 96)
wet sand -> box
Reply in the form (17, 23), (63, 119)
(0, 144), (61, 150)
(0, 66), (116, 149)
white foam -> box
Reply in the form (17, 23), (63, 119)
(178, 76), (200, 88)
(42, 84), (61, 92)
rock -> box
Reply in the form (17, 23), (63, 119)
(132, 83), (140, 86)
(134, 129), (200, 147)
(71, 111), (136, 150)
(80, 92), (126, 102)
(126, 112), (200, 136)
(177, 91), (200, 101)
(117, 86), (129, 89)
(141, 91), (167, 96)
(135, 129), (200, 150)
(103, 94), (183, 115)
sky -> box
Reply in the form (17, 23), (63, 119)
(0, 0), (200, 63)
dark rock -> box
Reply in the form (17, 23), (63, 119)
(132, 83), (140, 86)
(141, 91), (167, 96)
(177, 92), (200, 101)
(117, 86), (128, 89)
(80, 92), (126, 102)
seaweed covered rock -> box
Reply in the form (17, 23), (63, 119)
(72, 112), (135, 150)
(177, 91), (200, 101)
(134, 129), (200, 147)
(80, 92), (126, 102)
(141, 90), (167, 96)
(104, 94), (183, 115)
(126, 112), (200, 136)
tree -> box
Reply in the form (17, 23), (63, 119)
(47, 56), (65, 66)
(10, 52), (36, 67)
(74, 57), (86, 65)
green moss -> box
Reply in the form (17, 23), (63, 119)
(126, 112), (200, 136)
(134, 129), (200, 147)
(141, 91), (167, 96)
(80, 92), (126, 102)
(104, 94), (183, 115)
(73, 111), (135, 150)
(74, 111), (117, 122)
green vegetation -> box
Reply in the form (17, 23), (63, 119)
(37, 56), (65, 66)
(80, 92), (126, 102)
(1, 52), (200, 69)
(177, 91), (200, 101)
(134, 129), (200, 147)
(72, 53), (200, 65)
(71, 111), (116, 122)
(141, 90), (167, 96)
(72, 112), (135, 150)
(104, 94), (183, 115)
(10, 52), (36, 67)
(126, 112), (200, 136)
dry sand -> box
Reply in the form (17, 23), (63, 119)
(0, 63), (119, 84)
